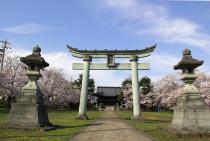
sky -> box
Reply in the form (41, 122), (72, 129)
(0, 0), (210, 86)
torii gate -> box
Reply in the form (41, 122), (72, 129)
(67, 45), (156, 120)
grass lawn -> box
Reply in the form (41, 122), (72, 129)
(118, 111), (210, 141)
(0, 108), (102, 141)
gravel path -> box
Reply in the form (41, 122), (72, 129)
(69, 111), (154, 141)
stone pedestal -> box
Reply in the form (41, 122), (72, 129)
(7, 74), (51, 128)
(7, 95), (38, 127)
(7, 94), (50, 127)
(172, 74), (210, 134)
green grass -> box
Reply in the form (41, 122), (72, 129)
(0, 109), (102, 141)
(118, 111), (210, 141)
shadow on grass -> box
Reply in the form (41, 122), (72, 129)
(0, 108), (9, 114)
(54, 123), (105, 130)
(122, 117), (170, 123)
(0, 123), (105, 139)
(144, 120), (171, 123)
(0, 134), (69, 139)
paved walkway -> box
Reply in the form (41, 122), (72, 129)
(69, 111), (154, 141)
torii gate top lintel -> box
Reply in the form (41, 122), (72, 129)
(67, 44), (156, 70)
(67, 44), (156, 58)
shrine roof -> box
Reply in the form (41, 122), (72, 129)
(67, 44), (156, 58)
(96, 86), (121, 97)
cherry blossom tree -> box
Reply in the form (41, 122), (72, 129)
(141, 72), (210, 110)
(120, 78), (133, 109)
(151, 74), (183, 109)
(150, 72), (210, 110)
(121, 74), (183, 110)
(0, 56), (27, 107)
(194, 72), (210, 106)
(0, 56), (81, 109)
(38, 68), (80, 109)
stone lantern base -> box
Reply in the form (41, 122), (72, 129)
(6, 95), (51, 128)
(172, 92), (210, 134)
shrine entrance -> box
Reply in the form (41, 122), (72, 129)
(67, 45), (156, 119)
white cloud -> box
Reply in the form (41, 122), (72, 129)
(0, 23), (57, 34)
(139, 53), (179, 81)
(145, 53), (179, 72)
(10, 47), (30, 57)
(10, 47), (82, 79)
(90, 70), (127, 86)
(42, 52), (82, 80)
(97, 0), (210, 52)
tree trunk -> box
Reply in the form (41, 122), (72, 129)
(7, 95), (12, 108)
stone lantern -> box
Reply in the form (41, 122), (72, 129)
(172, 48), (210, 135)
(7, 46), (51, 128)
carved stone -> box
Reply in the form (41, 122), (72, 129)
(7, 46), (51, 128)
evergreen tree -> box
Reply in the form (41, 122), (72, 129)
(121, 78), (132, 87)
(117, 92), (124, 104)
(139, 76), (153, 95)
(73, 74), (95, 95)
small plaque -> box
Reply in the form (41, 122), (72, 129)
(107, 55), (115, 67)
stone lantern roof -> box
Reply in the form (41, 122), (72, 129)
(20, 45), (49, 70)
(174, 48), (203, 73)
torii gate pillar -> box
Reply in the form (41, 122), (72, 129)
(76, 56), (92, 119)
(130, 56), (141, 119)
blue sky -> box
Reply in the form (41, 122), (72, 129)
(0, 0), (210, 86)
